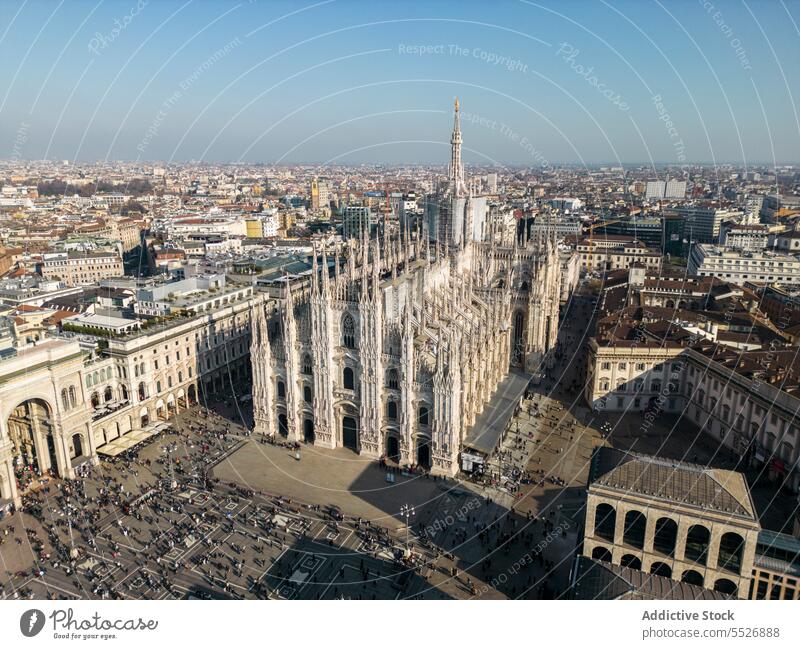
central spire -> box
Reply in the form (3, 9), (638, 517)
(449, 97), (466, 197)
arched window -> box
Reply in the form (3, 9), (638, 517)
(623, 510), (647, 550)
(653, 517), (678, 556)
(69, 386), (77, 408)
(713, 578), (738, 595)
(386, 369), (399, 390)
(138, 382), (147, 401)
(61, 388), (70, 411)
(685, 525), (710, 565)
(594, 504), (616, 542)
(591, 546), (612, 562)
(682, 569), (704, 587)
(342, 314), (355, 349)
(156, 381), (162, 394)
(304, 385), (312, 403)
(302, 354), (313, 375)
(343, 367), (354, 390)
(620, 554), (641, 570)
(90, 392), (100, 408)
(277, 380), (286, 398)
(387, 400), (398, 420)
(120, 385), (128, 401)
(104, 386), (113, 402)
(86, 375), (93, 388)
(650, 562), (672, 578)
(418, 405), (430, 427)
(718, 532), (745, 573)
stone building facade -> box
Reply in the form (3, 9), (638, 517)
(0, 287), (257, 510)
(582, 447), (761, 599)
(250, 103), (562, 475)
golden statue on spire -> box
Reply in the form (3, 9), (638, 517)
(454, 97), (459, 112)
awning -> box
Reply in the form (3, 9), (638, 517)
(96, 426), (161, 457)
(463, 370), (530, 455)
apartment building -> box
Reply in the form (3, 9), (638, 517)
(688, 245), (800, 286)
(40, 251), (124, 286)
(577, 236), (661, 272)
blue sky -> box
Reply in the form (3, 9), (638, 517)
(1, 0), (799, 165)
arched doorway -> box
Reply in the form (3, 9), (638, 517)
(512, 310), (525, 365)
(303, 418), (314, 443)
(416, 437), (431, 469)
(156, 401), (165, 420)
(188, 384), (197, 405)
(278, 413), (289, 438)
(387, 435), (400, 462)
(140, 408), (150, 428)
(342, 416), (358, 451)
(6, 399), (58, 481)
(70, 434), (84, 459)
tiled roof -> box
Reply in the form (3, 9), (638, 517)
(590, 447), (756, 519)
(571, 557), (732, 600)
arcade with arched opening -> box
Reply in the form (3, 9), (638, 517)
(5, 398), (61, 490)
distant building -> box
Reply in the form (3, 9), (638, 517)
(645, 179), (687, 201)
(688, 245), (800, 286)
(577, 236), (661, 272)
(310, 177), (331, 214)
(645, 180), (665, 201)
(666, 206), (743, 244)
(548, 197), (583, 212)
(342, 206), (373, 239)
(40, 251), (124, 286)
(721, 223), (770, 252)
(664, 179), (687, 199)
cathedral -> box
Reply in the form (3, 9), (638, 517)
(250, 101), (562, 475)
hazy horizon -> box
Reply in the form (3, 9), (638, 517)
(1, 0), (799, 167)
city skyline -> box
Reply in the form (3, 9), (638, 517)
(0, 0), (798, 165)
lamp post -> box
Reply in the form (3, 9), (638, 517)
(66, 501), (78, 559)
(165, 444), (177, 490)
(400, 504), (415, 558)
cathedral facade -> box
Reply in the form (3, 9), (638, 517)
(250, 102), (562, 475)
